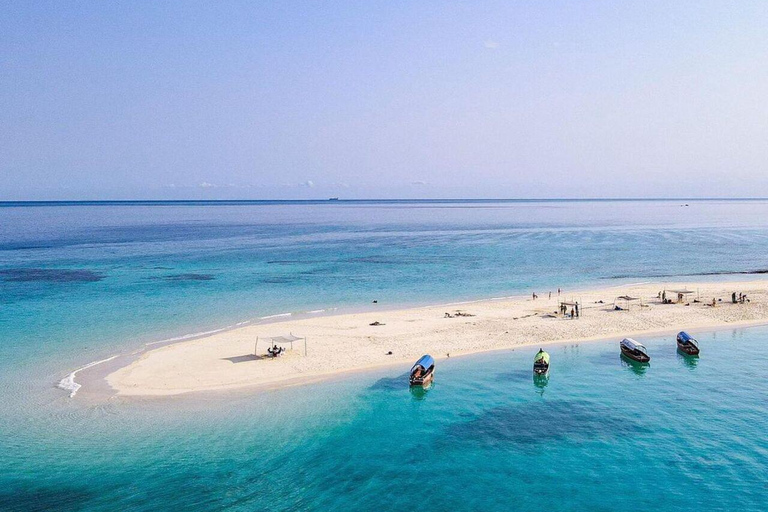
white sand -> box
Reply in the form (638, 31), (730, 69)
(106, 280), (768, 396)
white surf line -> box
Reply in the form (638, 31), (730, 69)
(307, 308), (338, 314)
(142, 312), (295, 349)
(143, 321), (255, 347)
(57, 355), (120, 398)
(259, 313), (292, 319)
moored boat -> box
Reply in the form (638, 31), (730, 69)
(676, 331), (700, 355)
(409, 354), (435, 387)
(533, 349), (550, 375)
(620, 337), (650, 363)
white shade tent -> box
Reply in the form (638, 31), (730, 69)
(255, 333), (307, 356)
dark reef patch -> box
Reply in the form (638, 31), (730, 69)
(605, 269), (768, 279)
(0, 484), (95, 512)
(0, 268), (105, 283)
(259, 276), (297, 284)
(495, 369), (534, 382)
(442, 400), (647, 448)
(156, 273), (216, 282)
(267, 260), (328, 265)
(346, 256), (401, 264)
(368, 373), (410, 391)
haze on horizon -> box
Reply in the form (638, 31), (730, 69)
(2, 1), (768, 201)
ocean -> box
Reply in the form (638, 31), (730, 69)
(1, 199), (767, 511)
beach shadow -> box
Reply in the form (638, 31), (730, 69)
(222, 354), (263, 363)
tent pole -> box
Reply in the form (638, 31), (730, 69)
(304, 337), (307, 356)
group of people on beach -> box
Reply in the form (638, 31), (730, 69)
(530, 288), (577, 318)
(532, 288), (561, 301)
(559, 302), (579, 318)
(658, 290), (686, 304)
(655, 289), (751, 308)
(732, 292), (749, 304)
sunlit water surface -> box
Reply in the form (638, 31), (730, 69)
(1, 200), (767, 510)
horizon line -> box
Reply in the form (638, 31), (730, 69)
(2, 197), (768, 206)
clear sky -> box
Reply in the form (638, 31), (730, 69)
(2, 1), (768, 200)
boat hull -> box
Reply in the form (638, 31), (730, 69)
(677, 342), (700, 356)
(620, 345), (650, 363)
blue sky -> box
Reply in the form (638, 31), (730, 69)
(2, 1), (768, 199)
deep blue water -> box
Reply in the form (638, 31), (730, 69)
(1, 199), (768, 511)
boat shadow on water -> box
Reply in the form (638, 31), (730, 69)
(620, 353), (650, 376)
(532, 373), (549, 395)
(676, 350), (699, 370)
(533, 373), (549, 389)
(409, 382), (434, 400)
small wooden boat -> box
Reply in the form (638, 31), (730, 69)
(676, 331), (700, 355)
(409, 354), (435, 387)
(533, 349), (550, 375)
(620, 338), (650, 363)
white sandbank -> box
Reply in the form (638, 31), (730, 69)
(106, 280), (768, 396)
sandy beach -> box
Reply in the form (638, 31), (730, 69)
(106, 280), (768, 396)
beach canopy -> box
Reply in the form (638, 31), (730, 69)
(265, 334), (303, 344)
(667, 289), (694, 294)
(256, 333), (307, 355)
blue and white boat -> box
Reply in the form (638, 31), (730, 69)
(620, 338), (650, 363)
(676, 331), (700, 355)
(409, 355), (435, 386)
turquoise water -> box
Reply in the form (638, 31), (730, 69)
(1, 199), (768, 510)
(3, 328), (768, 511)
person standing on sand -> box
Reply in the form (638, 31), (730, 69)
(732, 292), (737, 304)
(575, 302), (579, 318)
(549, 291), (552, 300)
(570, 307), (575, 318)
(558, 288), (561, 296)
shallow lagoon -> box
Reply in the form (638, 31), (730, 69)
(2, 200), (768, 511)
(3, 326), (767, 511)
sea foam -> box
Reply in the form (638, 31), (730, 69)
(57, 355), (119, 398)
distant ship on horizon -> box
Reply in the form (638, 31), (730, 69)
(328, 197), (340, 201)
